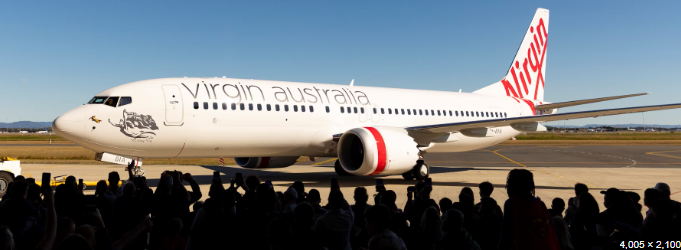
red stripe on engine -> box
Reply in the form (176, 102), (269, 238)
(364, 127), (387, 175)
(258, 157), (270, 168)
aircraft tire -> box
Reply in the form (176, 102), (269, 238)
(412, 160), (429, 180)
(334, 159), (351, 176)
(0, 171), (14, 198)
(402, 171), (415, 180)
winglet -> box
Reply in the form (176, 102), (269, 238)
(350, 79), (354, 86)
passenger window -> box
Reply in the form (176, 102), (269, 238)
(301, 105), (305, 112)
(193, 102), (199, 109)
(465, 111), (469, 117)
(231, 103), (236, 110)
(248, 104), (253, 111)
(104, 97), (119, 107)
(119, 97), (132, 106)
(360, 107), (364, 114)
(413, 109), (417, 115)
(275, 104), (280, 111)
(213, 102), (218, 110)
(401, 109), (404, 115)
(419, 110), (423, 116)
(239, 103), (245, 110)
(310, 106), (314, 112)
(204, 102), (209, 110)
(284, 105), (289, 112)
(388, 109), (392, 115)
(326, 106), (330, 113)
(437, 110), (441, 116)
(407, 109), (411, 115)
(267, 104), (271, 111)
(88, 96), (108, 104)
(257, 104), (262, 111)
(222, 103), (227, 110)
(340, 107), (345, 113)
(504, 112), (507, 118)
(449, 110), (452, 116)
(431, 110), (434, 116)
(455, 111), (458, 116)
(294, 105), (298, 112)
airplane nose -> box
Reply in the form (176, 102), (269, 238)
(52, 105), (86, 140)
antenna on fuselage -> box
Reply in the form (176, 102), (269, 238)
(459, 89), (462, 93)
(350, 79), (354, 86)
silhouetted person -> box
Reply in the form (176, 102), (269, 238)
(380, 190), (408, 238)
(0, 180), (43, 250)
(570, 192), (599, 250)
(597, 188), (642, 241)
(292, 202), (325, 250)
(314, 189), (353, 250)
(439, 198), (452, 218)
(94, 180), (115, 230)
(283, 187), (298, 214)
(498, 169), (559, 249)
(454, 188), (480, 241)
(108, 172), (122, 197)
(642, 188), (677, 240)
(365, 205), (407, 250)
(548, 198), (572, 250)
(292, 181), (307, 204)
(113, 182), (148, 243)
(565, 183), (588, 224)
(654, 182), (681, 215)
(351, 187), (372, 250)
(476, 197), (501, 250)
(435, 209), (480, 250)
(308, 189), (327, 220)
(475, 181), (502, 218)
(404, 183), (438, 229)
(405, 206), (441, 250)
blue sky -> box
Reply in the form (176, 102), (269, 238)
(1, 1), (679, 125)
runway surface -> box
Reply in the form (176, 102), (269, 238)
(16, 144), (681, 214)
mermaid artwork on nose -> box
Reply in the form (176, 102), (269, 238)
(109, 109), (159, 138)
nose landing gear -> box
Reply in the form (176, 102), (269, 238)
(127, 160), (145, 178)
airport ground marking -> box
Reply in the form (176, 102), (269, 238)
(490, 147), (596, 188)
(646, 150), (681, 160)
(311, 158), (338, 166)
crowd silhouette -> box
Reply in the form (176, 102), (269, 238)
(0, 166), (679, 250)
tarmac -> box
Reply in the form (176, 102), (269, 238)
(17, 145), (681, 214)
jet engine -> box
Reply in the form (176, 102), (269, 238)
(337, 127), (420, 176)
(234, 156), (299, 169)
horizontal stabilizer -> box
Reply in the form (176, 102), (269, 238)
(408, 102), (681, 134)
(536, 93), (649, 110)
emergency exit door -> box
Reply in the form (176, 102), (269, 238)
(162, 85), (184, 126)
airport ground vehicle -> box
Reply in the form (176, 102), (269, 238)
(0, 158), (21, 198)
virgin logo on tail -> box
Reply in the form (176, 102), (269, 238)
(502, 18), (548, 101)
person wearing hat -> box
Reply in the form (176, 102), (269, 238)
(597, 188), (642, 238)
(654, 183), (681, 212)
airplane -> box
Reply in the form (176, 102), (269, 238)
(51, 8), (681, 180)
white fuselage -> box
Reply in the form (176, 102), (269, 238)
(53, 78), (536, 159)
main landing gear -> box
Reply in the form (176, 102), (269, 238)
(402, 160), (430, 180)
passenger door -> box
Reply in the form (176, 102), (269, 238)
(162, 85), (184, 126)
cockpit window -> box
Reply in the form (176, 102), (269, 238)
(104, 97), (119, 107)
(88, 96), (108, 104)
(119, 97), (132, 107)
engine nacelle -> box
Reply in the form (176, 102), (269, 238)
(337, 127), (420, 176)
(234, 156), (299, 169)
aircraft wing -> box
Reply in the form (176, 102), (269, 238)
(535, 93), (648, 110)
(407, 103), (681, 134)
